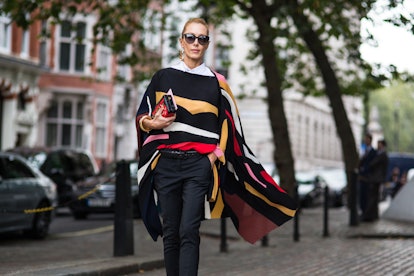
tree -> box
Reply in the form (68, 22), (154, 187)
(0, 0), (164, 82)
(3, 0), (413, 202)
(194, 0), (371, 199)
(284, 0), (369, 199)
(370, 81), (414, 153)
(195, 1), (413, 205)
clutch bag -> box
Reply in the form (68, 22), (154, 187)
(152, 89), (177, 117)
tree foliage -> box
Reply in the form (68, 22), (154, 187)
(192, 0), (414, 197)
(369, 81), (414, 153)
(2, 0), (414, 195)
(0, 0), (165, 82)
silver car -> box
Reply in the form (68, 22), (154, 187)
(0, 152), (58, 238)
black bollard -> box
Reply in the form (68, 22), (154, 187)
(114, 160), (134, 256)
(293, 184), (300, 242)
(349, 170), (359, 226)
(220, 217), (228, 252)
(323, 185), (330, 237)
(261, 235), (269, 247)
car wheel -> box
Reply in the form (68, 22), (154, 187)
(73, 211), (88, 220)
(25, 201), (52, 239)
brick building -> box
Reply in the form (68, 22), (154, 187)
(0, 10), (160, 167)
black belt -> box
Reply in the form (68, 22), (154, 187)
(160, 149), (200, 159)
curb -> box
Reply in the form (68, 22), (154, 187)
(6, 256), (165, 276)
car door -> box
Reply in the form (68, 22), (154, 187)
(0, 155), (17, 230)
(0, 155), (39, 231)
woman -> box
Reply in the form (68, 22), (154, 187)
(136, 18), (297, 276)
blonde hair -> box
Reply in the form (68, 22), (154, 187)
(181, 18), (209, 36)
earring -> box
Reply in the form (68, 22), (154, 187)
(179, 48), (184, 60)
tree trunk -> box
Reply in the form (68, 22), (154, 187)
(249, 3), (296, 196)
(289, 0), (360, 202)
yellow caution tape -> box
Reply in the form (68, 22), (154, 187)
(24, 206), (54, 214)
(78, 184), (101, 200)
(21, 184), (102, 214)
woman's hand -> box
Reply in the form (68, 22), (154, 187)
(146, 108), (176, 130)
(207, 152), (217, 168)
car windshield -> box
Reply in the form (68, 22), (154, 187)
(317, 168), (346, 189)
(296, 171), (317, 185)
(26, 152), (47, 169)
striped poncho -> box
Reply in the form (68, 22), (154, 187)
(136, 68), (297, 244)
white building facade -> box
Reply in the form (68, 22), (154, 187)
(207, 16), (364, 171)
(2, 3), (366, 171)
(0, 15), (43, 150)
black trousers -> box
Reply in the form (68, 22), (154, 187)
(363, 182), (381, 221)
(154, 152), (211, 276)
(358, 179), (370, 214)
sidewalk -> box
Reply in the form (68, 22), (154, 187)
(1, 202), (414, 276)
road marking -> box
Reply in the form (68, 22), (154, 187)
(52, 225), (114, 238)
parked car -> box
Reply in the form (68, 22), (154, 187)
(68, 160), (140, 219)
(295, 171), (325, 207)
(0, 152), (58, 238)
(7, 147), (99, 207)
(272, 170), (324, 207)
(382, 152), (414, 200)
(315, 167), (347, 207)
(386, 152), (414, 180)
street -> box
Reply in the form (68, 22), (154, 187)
(0, 207), (115, 241)
(0, 207), (120, 276)
(135, 238), (414, 276)
(2, 204), (414, 275)
(50, 208), (114, 236)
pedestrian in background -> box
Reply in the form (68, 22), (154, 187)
(135, 18), (297, 275)
(384, 166), (400, 199)
(392, 171), (407, 198)
(363, 139), (389, 222)
(357, 133), (377, 221)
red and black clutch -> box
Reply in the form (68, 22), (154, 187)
(152, 89), (177, 117)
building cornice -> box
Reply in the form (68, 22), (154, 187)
(0, 53), (48, 75)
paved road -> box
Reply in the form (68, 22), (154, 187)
(132, 202), (414, 276)
(2, 201), (414, 276)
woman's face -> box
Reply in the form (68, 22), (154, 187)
(180, 22), (209, 67)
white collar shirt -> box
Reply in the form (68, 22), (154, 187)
(170, 61), (214, 77)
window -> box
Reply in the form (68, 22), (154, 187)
(215, 47), (230, 77)
(0, 15), (11, 53)
(58, 20), (87, 73)
(97, 45), (112, 80)
(1, 157), (35, 179)
(116, 47), (131, 81)
(46, 96), (85, 147)
(95, 101), (108, 156)
(77, 152), (95, 176)
(21, 28), (30, 57)
(39, 20), (47, 67)
(142, 10), (161, 52)
(20, 13), (30, 58)
(17, 90), (26, 111)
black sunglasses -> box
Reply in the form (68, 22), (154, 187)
(182, 33), (210, 45)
